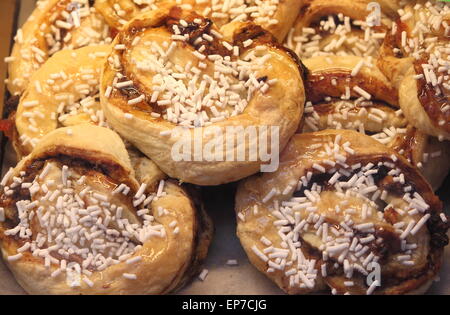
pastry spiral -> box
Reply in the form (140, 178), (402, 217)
(5, 0), (112, 96)
(236, 129), (448, 295)
(284, 0), (399, 59)
(301, 55), (450, 190)
(378, 1), (450, 140)
(0, 124), (212, 294)
(13, 45), (110, 158)
(95, 0), (302, 41)
(100, 5), (305, 185)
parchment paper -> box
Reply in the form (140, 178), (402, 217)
(0, 0), (448, 295)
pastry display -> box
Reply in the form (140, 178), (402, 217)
(0, 0), (449, 295)
(100, 5), (305, 185)
(236, 130), (448, 294)
(0, 124), (212, 294)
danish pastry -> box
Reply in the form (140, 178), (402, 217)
(95, 0), (302, 41)
(378, 1), (450, 140)
(100, 5), (305, 185)
(236, 129), (448, 295)
(284, 0), (399, 59)
(13, 45), (111, 158)
(5, 0), (112, 96)
(0, 124), (213, 294)
(301, 55), (450, 190)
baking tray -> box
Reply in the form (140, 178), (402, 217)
(0, 0), (449, 295)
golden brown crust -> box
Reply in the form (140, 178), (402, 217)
(284, 0), (399, 59)
(236, 129), (448, 295)
(95, 0), (302, 41)
(126, 145), (167, 191)
(296, 0), (396, 30)
(301, 56), (449, 190)
(6, 0), (111, 96)
(15, 45), (111, 156)
(377, 2), (450, 140)
(168, 184), (214, 293)
(304, 56), (398, 106)
(101, 5), (305, 185)
(0, 124), (213, 294)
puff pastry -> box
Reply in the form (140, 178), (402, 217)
(95, 0), (302, 41)
(378, 1), (450, 140)
(236, 129), (448, 295)
(301, 55), (450, 190)
(100, 5), (305, 185)
(284, 0), (400, 59)
(5, 0), (112, 96)
(0, 124), (212, 294)
(13, 45), (111, 158)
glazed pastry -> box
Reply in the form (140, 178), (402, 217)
(100, 5), (305, 185)
(0, 124), (213, 294)
(236, 129), (448, 295)
(284, 0), (400, 59)
(378, 1), (450, 140)
(301, 56), (450, 190)
(303, 55), (398, 106)
(13, 45), (110, 158)
(5, 0), (112, 96)
(95, 0), (302, 41)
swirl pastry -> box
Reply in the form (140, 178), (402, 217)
(378, 1), (450, 140)
(100, 5), (305, 185)
(0, 124), (212, 294)
(301, 55), (450, 190)
(12, 45), (110, 158)
(236, 129), (448, 295)
(94, 0), (302, 41)
(5, 0), (112, 96)
(284, 0), (400, 59)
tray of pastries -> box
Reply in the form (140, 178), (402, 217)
(0, 0), (448, 295)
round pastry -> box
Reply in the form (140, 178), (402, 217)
(95, 0), (302, 41)
(12, 45), (111, 158)
(301, 55), (450, 190)
(5, 0), (112, 96)
(378, 1), (450, 140)
(284, 0), (400, 59)
(100, 5), (305, 185)
(0, 124), (213, 294)
(236, 129), (448, 295)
